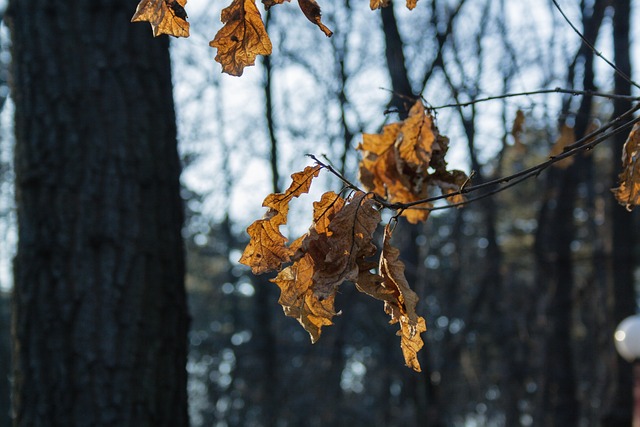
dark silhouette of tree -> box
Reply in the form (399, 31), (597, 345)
(6, 0), (189, 425)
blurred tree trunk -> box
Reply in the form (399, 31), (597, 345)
(602, 0), (635, 425)
(7, 0), (189, 426)
(535, 2), (605, 424)
(0, 294), (9, 427)
(380, 3), (445, 425)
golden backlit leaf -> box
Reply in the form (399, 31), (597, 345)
(210, 0), (272, 76)
(396, 101), (438, 168)
(131, 0), (190, 38)
(298, 0), (333, 37)
(549, 124), (575, 169)
(370, 0), (391, 9)
(400, 206), (431, 224)
(612, 123), (640, 211)
(272, 254), (339, 343)
(357, 100), (467, 224)
(356, 224), (426, 371)
(406, 0), (419, 9)
(239, 165), (321, 273)
(240, 212), (290, 274)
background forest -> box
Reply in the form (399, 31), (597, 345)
(1, 0), (640, 426)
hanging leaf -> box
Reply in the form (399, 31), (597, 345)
(262, 0), (290, 9)
(370, 0), (391, 9)
(210, 0), (272, 76)
(612, 123), (640, 211)
(356, 224), (426, 371)
(406, 0), (419, 9)
(298, 0), (333, 37)
(271, 191), (380, 342)
(239, 165), (321, 273)
(131, 0), (190, 38)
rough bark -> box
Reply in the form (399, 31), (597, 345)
(7, 0), (189, 426)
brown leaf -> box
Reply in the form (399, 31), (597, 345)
(273, 254), (339, 343)
(131, 0), (190, 38)
(239, 165), (321, 273)
(378, 225), (426, 371)
(433, 169), (468, 206)
(210, 0), (272, 76)
(308, 192), (380, 300)
(612, 123), (640, 211)
(549, 124), (575, 169)
(271, 191), (350, 342)
(370, 0), (391, 9)
(396, 101), (439, 169)
(262, 0), (290, 9)
(355, 224), (426, 371)
(298, 0), (333, 37)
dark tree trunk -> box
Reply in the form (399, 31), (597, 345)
(7, 0), (189, 426)
(0, 294), (9, 427)
(602, 0), (635, 425)
(535, 2), (606, 424)
(380, 1), (414, 114)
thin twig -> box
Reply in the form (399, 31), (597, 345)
(398, 106), (640, 211)
(431, 87), (640, 110)
(551, 0), (640, 91)
(308, 103), (639, 213)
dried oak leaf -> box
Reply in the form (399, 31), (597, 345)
(273, 254), (339, 343)
(356, 224), (426, 371)
(262, 0), (290, 9)
(406, 0), (419, 9)
(396, 100), (441, 169)
(370, 0), (391, 9)
(549, 124), (575, 169)
(272, 191), (381, 342)
(210, 0), (272, 76)
(358, 122), (431, 224)
(239, 165), (321, 274)
(131, 0), (190, 38)
(298, 0), (333, 37)
(612, 123), (640, 211)
(308, 191), (381, 300)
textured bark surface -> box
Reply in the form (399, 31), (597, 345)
(7, 0), (189, 426)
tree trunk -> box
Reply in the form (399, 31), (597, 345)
(0, 294), (9, 427)
(7, 0), (189, 425)
(602, 0), (635, 425)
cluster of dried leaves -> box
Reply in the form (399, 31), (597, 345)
(358, 100), (468, 224)
(239, 103), (468, 371)
(132, 0), (640, 372)
(132, 0), (420, 76)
